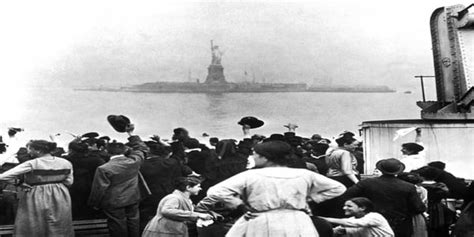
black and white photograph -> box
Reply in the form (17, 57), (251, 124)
(0, 0), (473, 236)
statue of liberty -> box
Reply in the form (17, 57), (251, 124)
(205, 40), (226, 83)
(211, 40), (223, 65)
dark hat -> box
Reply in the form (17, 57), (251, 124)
(209, 137), (219, 144)
(98, 136), (111, 141)
(253, 140), (292, 164)
(376, 158), (405, 175)
(68, 142), (89, 153)
(428, 161), (446, 170)
(173, 127), (188, 135)
(311, 134), (322, 140)
(107, 115), (131, 133)
(264, 133), (285, 142)
(339, 130), (355, 138)
(8, 127), (23, 137)
(172, 127), (189, 141)
(238, 116), (264, 129)
(82, 132), (99, 139)
(402, 142), (424, 153)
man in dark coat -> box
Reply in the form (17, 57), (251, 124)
(88, 125), (148, 237)
(66, 141), (105, 219)
(415, 165), (467, 199)
(139, 141), (186, 232)
(344, 158), (425, 237)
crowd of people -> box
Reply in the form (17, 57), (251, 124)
(0, 115), (472, 237)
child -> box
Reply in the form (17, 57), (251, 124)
(142, 177), (213, 237)
(320, 197), (394, 237)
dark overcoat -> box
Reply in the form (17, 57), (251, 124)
(344, 175), (426, 237)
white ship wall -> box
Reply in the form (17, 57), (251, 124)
(361, 120), (474, 179)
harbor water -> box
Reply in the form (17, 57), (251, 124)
(2, 87), (421, 147)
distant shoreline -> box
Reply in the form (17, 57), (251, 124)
(75, 83), (397, 94)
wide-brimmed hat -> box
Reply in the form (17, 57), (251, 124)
(107, 115), (131, 133)
(263, 133), (285, 142)
(8, 127), (23, 137)
(402, 142), (424, 153)
(82, 132), (99, 139)
(238, 116), (264, 129)
(376, 158), (405, 175)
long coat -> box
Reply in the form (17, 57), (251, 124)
(140, 155), (185, 229)
(67, 151), (105, 219)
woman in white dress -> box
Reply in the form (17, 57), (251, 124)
(206, 140), (346, 237)
(0, 140), (74, 237)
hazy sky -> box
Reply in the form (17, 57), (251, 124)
(0, 0), (472, 92)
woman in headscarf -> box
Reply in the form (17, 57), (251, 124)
(205, 140), (346, 236)
(0, 140), (74, 236)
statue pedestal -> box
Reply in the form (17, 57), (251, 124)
(205, 64), (226, 83)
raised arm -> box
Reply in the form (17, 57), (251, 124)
(125, 124), (149, 163)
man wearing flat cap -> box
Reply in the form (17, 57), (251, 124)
(344, 158), (426, 237)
